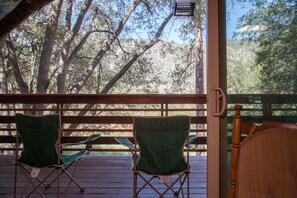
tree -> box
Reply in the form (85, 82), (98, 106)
(227, 40), (260, 94)
(37, 0), (63, 94)
(234, 0), (297, 94)
(0, 49), (7, 93)
(1, 0), (177, 95)
(169, 0), (206, 95)
(0, 0), (206, 143)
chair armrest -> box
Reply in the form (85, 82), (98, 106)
(185, 135), (198, 148)
(59, 134), (100, 147)
(188, 135), (197, 144)
(115, 137), (136, 150)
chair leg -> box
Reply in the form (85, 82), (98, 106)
(14, 139), (19, 197)
(46, 161), (75, 188)
(187, 173), (190, 198)
(138, 174), (162, 196)
(19, 164), (55, 197)
(133, 172), (137, 198)
(25, 167), (58, 197)
(178, 173), (190, 198)
(66, 159), (85, 192)
(179, 174), (184, 198)
(62, 166), (85, 192)
(160, 172), (188, 197)
(21, 164), (49, 188)
(137, 175), (156, 194)
(47, 161), (84, 194)
(18, 166), (45, 198)
(14, 164), (18, 197)
(57, 167), (60, 198)
(135, 172), (190, 197)
(159, 177), (177, 194)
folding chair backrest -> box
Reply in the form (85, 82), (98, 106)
(15, 114), (61, 168)
(133, 116), (190, 175)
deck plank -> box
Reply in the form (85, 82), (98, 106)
(0, 155), (206, 197)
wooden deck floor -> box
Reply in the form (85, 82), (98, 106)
(0, 155), (207, 198)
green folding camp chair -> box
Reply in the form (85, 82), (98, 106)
(116, 116), (191, 198)
(14, 113), (100, 197)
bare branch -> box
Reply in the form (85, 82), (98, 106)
(101, 12), (173, 94)
(115, 37), (131, 55)
(96, 7), (112, 31)
(177, 61), (195, 83)
(69, 0), (142, 94)
(66, 0), (73, 30)
(140, 0), (153, 15)
(68, 29), (114, 63)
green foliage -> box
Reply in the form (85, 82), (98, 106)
(227, 40), (260, 94)
(234, 0), (297, 94)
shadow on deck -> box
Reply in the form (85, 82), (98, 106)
(0, 155), (207, 198)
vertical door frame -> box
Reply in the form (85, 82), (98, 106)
(207, 0), (227, 198)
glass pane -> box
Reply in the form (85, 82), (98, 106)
(226, 0), (297, 191)
(227, 0), (297, 120)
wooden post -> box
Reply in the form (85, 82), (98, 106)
(228, 104), (242, 198)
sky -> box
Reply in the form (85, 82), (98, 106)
(226, 1), (253, 38)
(0, 0), (252, 40)
(166, 1), (253, 42)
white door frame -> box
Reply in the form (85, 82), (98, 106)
(207, 0), (227, 197)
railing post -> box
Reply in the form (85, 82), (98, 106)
(165, 104), (168, 116)
(161, 103), (169, 116)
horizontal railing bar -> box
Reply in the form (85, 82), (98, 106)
(0, 147), (206, 152)
(64, 116), (207, 124)
(0, 135), (208, 144)
(65, 148), (206, 152)
(0, 94), (206, 104)
(0, 129), (207, 133)
(62, 129), (207, 132)
(0, 128), (15, 131)
(0, 116), (207, 124)
(227, 116), (297, 123)
(228, 94), (297, 104)
(227, 108), (297, 111)
(0, 108), (207, 112)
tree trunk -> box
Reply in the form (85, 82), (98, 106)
(37, 0), (63, 94)
(6, 37), (29, 93)
(57, 0), (92, 93)
(0, 50), (8, 93)
(194, 0), (206, 156)
(195, 0), (204, 95)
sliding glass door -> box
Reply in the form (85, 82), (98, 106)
(226, 0), (296, 196)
